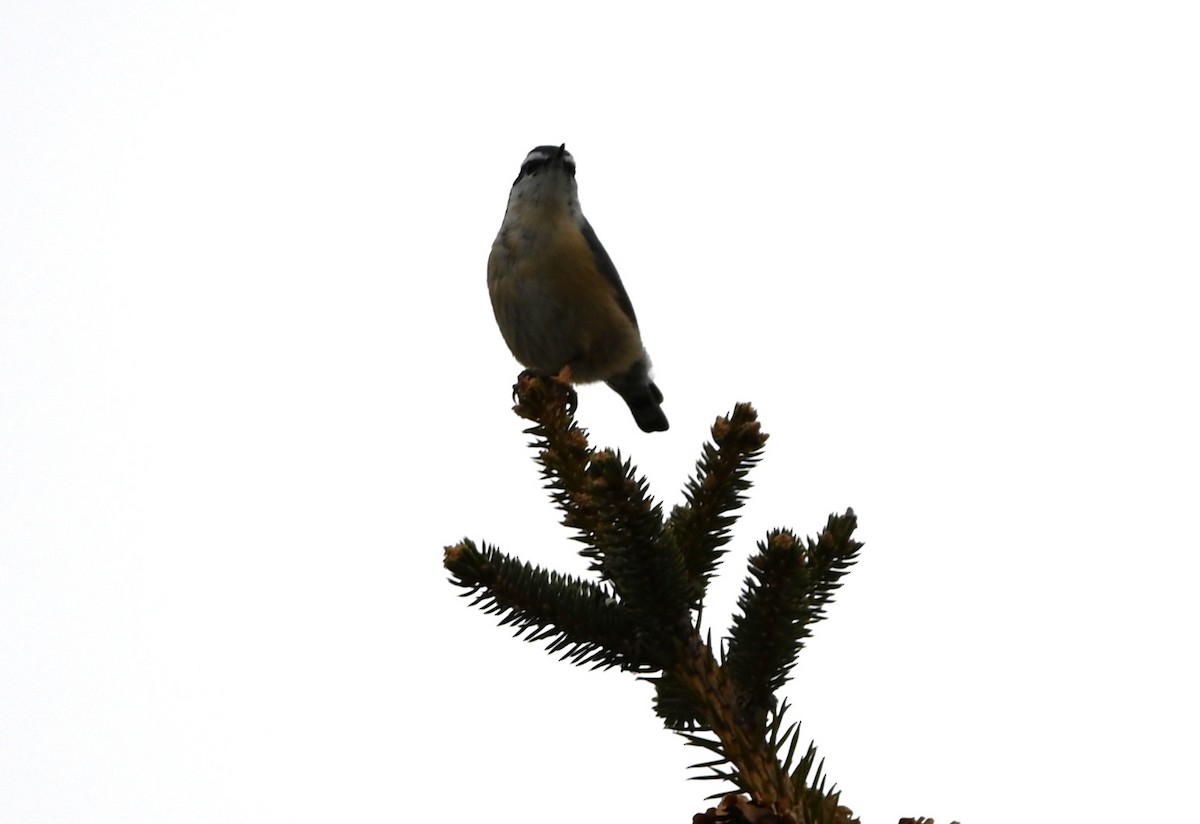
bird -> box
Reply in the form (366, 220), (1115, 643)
(487, 144), (669, 432)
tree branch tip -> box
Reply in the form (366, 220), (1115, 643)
(511, 371), (578, 423)
(713, 404), (769, 448)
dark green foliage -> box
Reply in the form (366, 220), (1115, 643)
(444, 375), (864, 823)
(507, 375), (692, 655)
(724, 514), (863, 731)
(666, 403), (768, 605)
(576, 450), (691, 643)
(651, 670), (702, 731)
(445, 538), (660, 671)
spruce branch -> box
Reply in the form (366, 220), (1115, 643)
(440, 375), (950, 823)
(580, 448), (690, 637)
(511, 373), (603, 551)
(650, 670), (703, 731)
(667, 403), (769, 605)
(511, 373), (692, 643)
(724, 516), (863, 731)
(444, 539), (658, 671)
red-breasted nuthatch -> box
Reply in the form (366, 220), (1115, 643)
(487, 144), (668, 432)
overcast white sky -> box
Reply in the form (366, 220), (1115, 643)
(2, 2), (1197, 822)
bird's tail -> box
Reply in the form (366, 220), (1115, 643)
(607, 362), (668, 432)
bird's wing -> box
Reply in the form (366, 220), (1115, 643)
(579, 218), (639, 327)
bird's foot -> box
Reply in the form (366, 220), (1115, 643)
(512, 368), (578, 416)
(550, 366), (578, 415)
